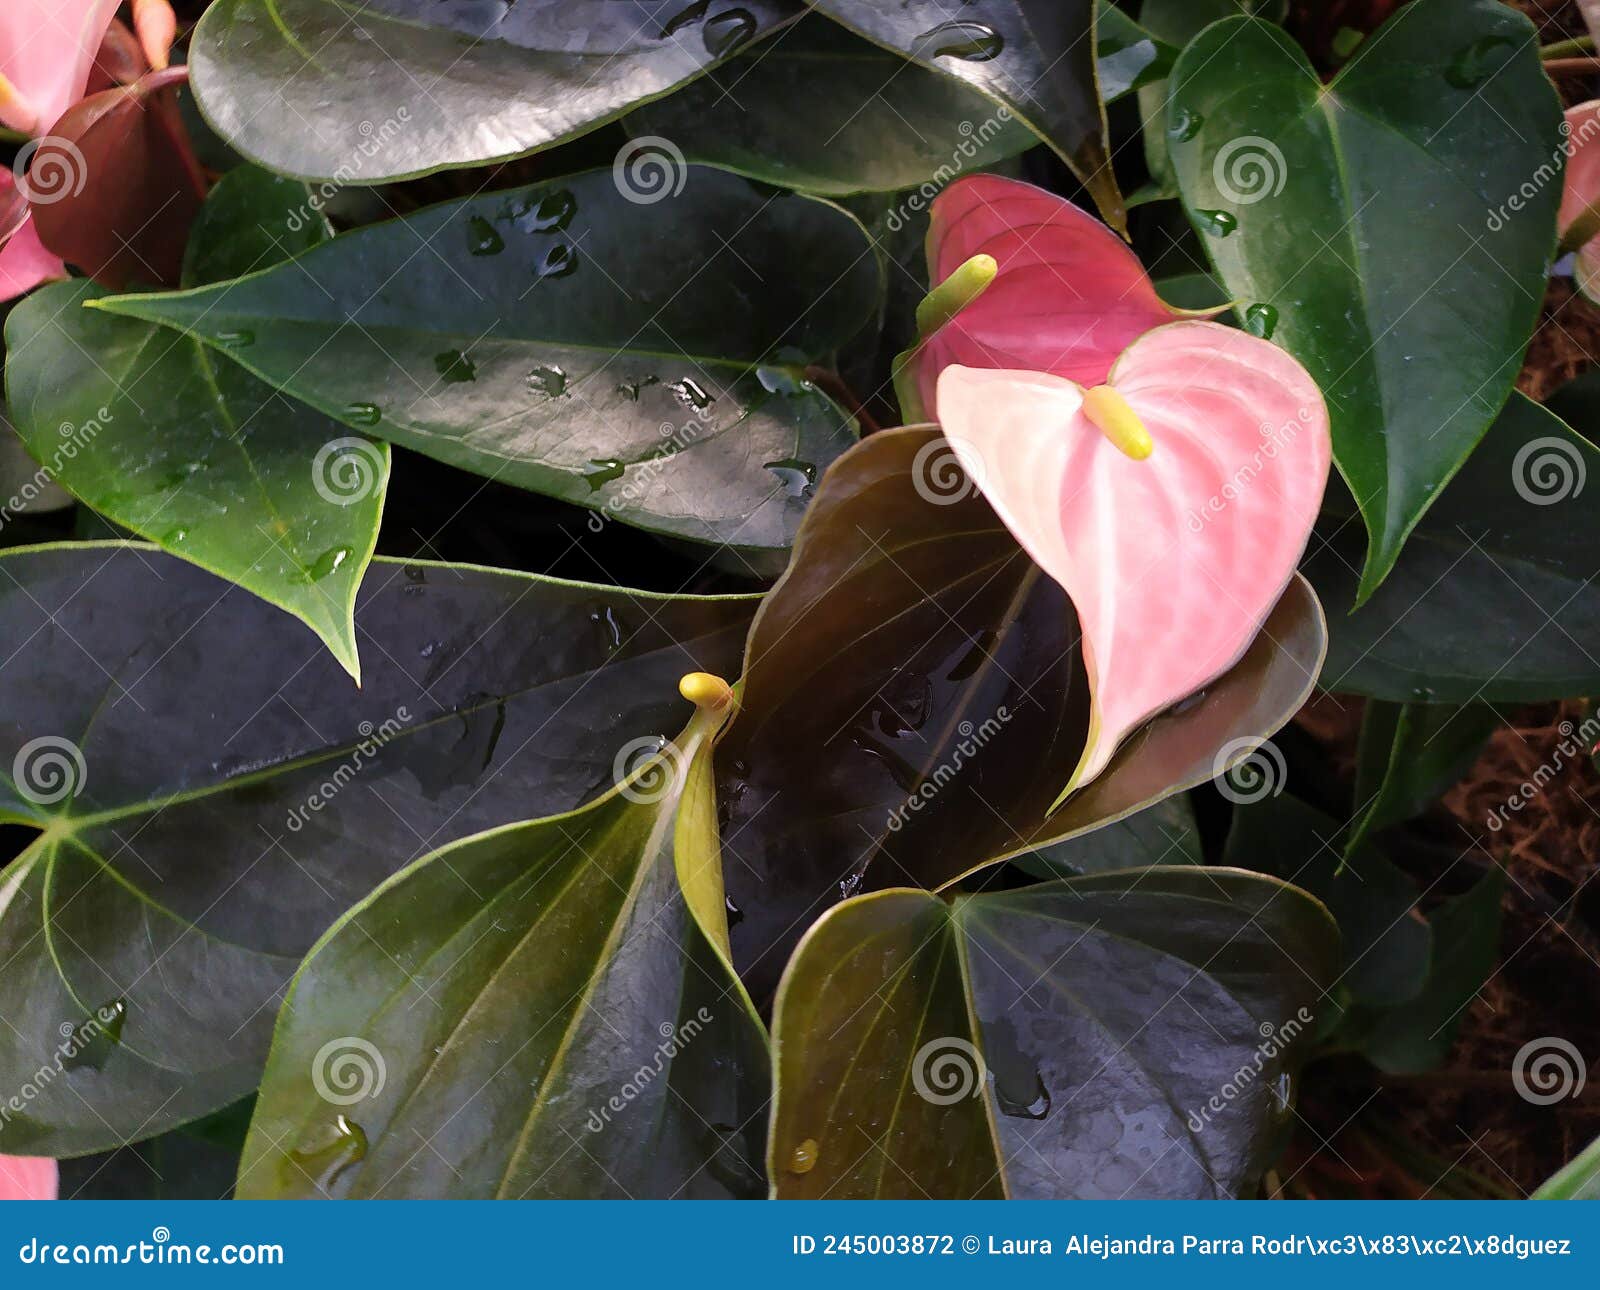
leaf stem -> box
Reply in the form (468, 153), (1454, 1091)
(1543, 34), (1596, 59)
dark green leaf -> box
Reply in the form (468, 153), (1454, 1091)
(804, 0), (1123, 227)
(5, 167), (384, 679)
(1222, 793), (1429, 1007)
(719, 428), (1326, 996)
(769, 869), (1339, 1198)
(95, 168), (878, 558)
(189, 0), (803, 182)
(1168, 0), (1561, 597)
(239, 692), (766, 1199)
(1019, 793), (1201, 880)
(1309, 394), (1600, 702)
(0, 543), (757, 1156)
(1337, 867), (1504, 1073)
(1350, 701), (1502, 849)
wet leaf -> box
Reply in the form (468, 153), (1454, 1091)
(768, 868), (1338, 1198)
(188, 0), (803, 182)
(94, 167), (878, 558)
(1167, 0), (1561, 598)
(0, 543), (757, 1156)
(5, 166), (384, 679)
(240, 685), (766, 1199)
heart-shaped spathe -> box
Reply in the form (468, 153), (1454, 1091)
(936, 321), (1330, 795)
(911, 174), (1217, 419)
(0, 1153), (56, 1200)
(1561, 100), (1600, 303)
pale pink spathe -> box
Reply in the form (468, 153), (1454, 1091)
(0, 0), (123, 135)
(0, 1154), (57, 1200)
(936, 322), (1331, 791)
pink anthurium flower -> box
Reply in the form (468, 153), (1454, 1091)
(0, 1154), (57, 1200)
(913, 177), (1330, 799)
(903, 174), (1222, 421)
(1559, 100), (1600, 304)
(0, 0), (124, 136)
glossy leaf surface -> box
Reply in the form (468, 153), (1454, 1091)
(240, 692), (766, 1199)
(189, 0), (802, 182)
(96, 168), (877, 556)
(1168, 0), (1562, 597)
(5, 166), (384, 679)
(0, 543), (757, 1156)
(769, 869), (1339, 1198)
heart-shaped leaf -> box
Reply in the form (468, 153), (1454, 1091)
(768, 868), (1339, 1198)
(94, 167), (878, 559)
(188, 0), (802, 183)
(1019, 792), (1200, 880)
(907, 176), (1216, 420)
(1308, 392), (1600, 702)
(5, 166), (386, 679)
(1167, 0), (1562, 598)
(804, 0), (1123, 227)
(937, 321), (1330, 791)
(239, 681), (767, 1199)
(719, 427), (1326, 998)
(0, 543), (757, 1155)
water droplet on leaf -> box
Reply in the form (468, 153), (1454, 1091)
(1242, 303), (1278, 339)
(918, 20), (1004, 61)
(465, 215), (504, 257)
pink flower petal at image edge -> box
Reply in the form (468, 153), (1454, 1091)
(0, 1154), (57, 1200)
(0, 0), (123, 135)
(0, 173), (65, 302)
(914, 175), (1218, 418)
(1560, 101), (1600, 303)
(936, 322), (1331, 794)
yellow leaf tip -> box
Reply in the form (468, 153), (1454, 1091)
(679, 671), (733, 711)
(1083, 385), (1153, 460)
